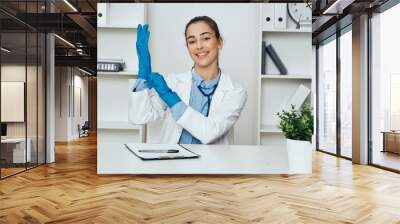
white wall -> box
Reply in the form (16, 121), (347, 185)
(72, 73), (89, 137)
(55, 67), (89, 141)
(1, 65), (38, 138)
(80, 75), (89, 124)
(1, 64), (46, 163)
(148, 3), (259, 144)
(55, 67), (69, 141)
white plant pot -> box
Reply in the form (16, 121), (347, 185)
(286, 139), (313, 174)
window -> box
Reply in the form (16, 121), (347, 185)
(0, 1), (46, 179)
(318, 36), (337, 155)
(390, 74), (400, 130)
(340, 28), (352, 158)
(370, 3), (400, 171)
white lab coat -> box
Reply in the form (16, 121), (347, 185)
(128, 70), (247, 144)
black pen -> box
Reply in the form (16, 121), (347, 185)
(138, 149), (180, 153)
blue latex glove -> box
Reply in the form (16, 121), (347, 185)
(136, 24), (152, 88)
(149, 72), (181, 108)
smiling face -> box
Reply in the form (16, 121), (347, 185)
(185, 21), (223, 70)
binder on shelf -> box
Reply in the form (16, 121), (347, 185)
(97, 59), (126, 72)
(261, 41), (266, 75)
(284, 84), (311, 111)
(265, 44), (288, 75)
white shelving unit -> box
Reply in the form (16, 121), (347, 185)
(98, 120), (144, 130)
(262, 29), (311, 33)
(97, 71), (138, 77)
(260, 124), (282, 133)
(257, 4), (313, 146)
(97, 3), (147, 172)
(260, 74), (311, 80)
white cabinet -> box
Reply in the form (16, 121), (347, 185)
(261, 4), (274, 30)
(261, 4), (288, 30)
(274, 4), (287, 29)
(257, 4), (313, 146)
(97, 4), (147, 172)
(261, 3), (312, 32)
(97, 3), (146, 28)
(1, 138), (32, 163)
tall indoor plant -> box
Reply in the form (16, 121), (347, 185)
(277, 104), (314, 174)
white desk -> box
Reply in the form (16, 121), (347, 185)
(1, 138), (31, 163)
(98, 143), (289, 174)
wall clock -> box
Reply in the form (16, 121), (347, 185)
(287, 3), (312, 29)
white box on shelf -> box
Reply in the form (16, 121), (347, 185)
(260, 79), (311, 126)
(97, 3), (146, 28)
(97, 3), (109, 27)
(261, 4), (274, 30)
(274, 4), (287, 29)
(283, 84), (311, 111)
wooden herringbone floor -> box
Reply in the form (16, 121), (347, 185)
(1, 135), (400, 224)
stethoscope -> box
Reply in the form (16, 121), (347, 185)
(192, 67), (221, 116)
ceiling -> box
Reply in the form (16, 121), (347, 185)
(0, 0), (395, 73)
(0, 0), (98, 73)
(0, 0), (309, 74)
(312, 0), (390, 43)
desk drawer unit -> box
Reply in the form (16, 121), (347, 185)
(383, 132), (400, 154)
(0, 139), (32, 164)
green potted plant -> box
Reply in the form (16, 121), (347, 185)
(277, 104), (314, 174)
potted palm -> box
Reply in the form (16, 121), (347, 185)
(277, 104), (314, 174)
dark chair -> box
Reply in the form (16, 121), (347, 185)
(79, 121), (90, 138)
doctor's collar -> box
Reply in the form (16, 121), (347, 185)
(191, 67), (221, 86)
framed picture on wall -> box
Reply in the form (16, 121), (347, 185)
(1, 81), (25, 122)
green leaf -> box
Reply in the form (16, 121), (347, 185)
(277, 103), (314, 142)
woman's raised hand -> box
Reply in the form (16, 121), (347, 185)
(136, 24), (152, 87)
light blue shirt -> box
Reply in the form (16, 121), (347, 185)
(133, 79), (147, 92)
(133, 69), (220, 144)
(178, 69), (220, 144)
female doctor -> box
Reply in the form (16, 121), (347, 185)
(129, 16), (247, 144)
